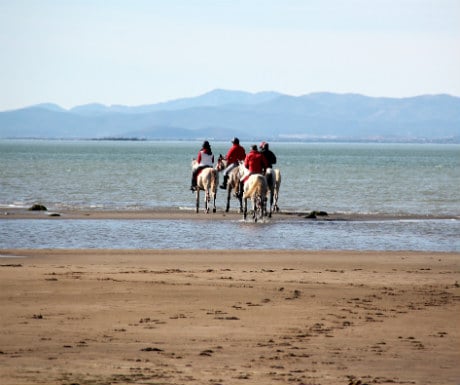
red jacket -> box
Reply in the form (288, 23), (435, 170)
(244, 150), (268, 174)
(225, 144), (246, 164)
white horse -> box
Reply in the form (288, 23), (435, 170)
(238, 162), (268, 222)
(191, 160), (218, 213)
(216, 155), (243, 213)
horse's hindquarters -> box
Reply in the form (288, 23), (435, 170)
(196, 167), (217, 214)
(242, 174), (267, 221)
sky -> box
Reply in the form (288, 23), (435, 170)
(1, 0), (459, 111)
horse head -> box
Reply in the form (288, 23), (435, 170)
(216, 154), (226, 172)
(191, 158), (198, 169)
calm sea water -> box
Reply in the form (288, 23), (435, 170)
(1, 140), (459, 251)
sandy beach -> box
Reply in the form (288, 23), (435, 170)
(1, 247), (459, 385)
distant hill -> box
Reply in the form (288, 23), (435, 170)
(1, 89), (459, 142)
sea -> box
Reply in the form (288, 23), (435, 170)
(1, 139), (459, 252)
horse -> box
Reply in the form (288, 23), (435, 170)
(238, 162), (268, 222)
(191, 159), (218, 214)
(216, 155), (243, 213)
(264, 168), (281, 214)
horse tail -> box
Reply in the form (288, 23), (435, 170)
(244, 175), (267, 199)
(210, 169), (218, 194)
(274, 169), (281, 188)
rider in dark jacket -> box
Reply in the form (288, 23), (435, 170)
(259, 141), (277, 168)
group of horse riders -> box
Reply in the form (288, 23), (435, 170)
(190, 137), (277, 197)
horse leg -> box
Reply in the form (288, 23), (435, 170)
(243, 197), (248, 220)
(268, 189), (273, 218)
(212, 189), (217, 213)
(226, 189), (231, 212)
(273, 188), (279, 212)
(237, 181), (244, 213)
(232, 183), (243, 213)
(211, 171), (217, 213)
(252, 197), (258, 222)
(274, 170), (281, 212)
(204, 188), (210, 213)
(195, 189), (200, 213)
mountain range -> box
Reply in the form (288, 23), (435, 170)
(1, 89), (459, 142)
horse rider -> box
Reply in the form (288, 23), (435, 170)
(190, 140), (214, 191)
(238, 144), (268, 198)
(219, 137), (246, 189)
(259, 141), (277, 168)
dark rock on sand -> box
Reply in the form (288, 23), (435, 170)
(305, 210), (328, 219)
(28, 204), (47, 211)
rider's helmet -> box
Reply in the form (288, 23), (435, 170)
(232, 137), (240, 145)
(259, 141), (268, 150)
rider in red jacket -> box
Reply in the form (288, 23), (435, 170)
(244, 144), (268, 174)
(237, 144), (268, 198)
(219, 137), (246, 189)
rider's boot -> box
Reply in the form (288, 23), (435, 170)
(219, 175), (228, 190)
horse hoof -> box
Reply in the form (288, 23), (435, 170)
(213, 208), (216, 213)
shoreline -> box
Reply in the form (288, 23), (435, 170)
(1, 207), (458, 221)
(0, 249), (459, 385)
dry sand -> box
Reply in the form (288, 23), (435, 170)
(1, 248), (459, 385)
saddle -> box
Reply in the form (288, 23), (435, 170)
(196, 165), (212, 177)
(242, 172), (261, 185)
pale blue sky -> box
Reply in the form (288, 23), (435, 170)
(1, 0), (459, 111)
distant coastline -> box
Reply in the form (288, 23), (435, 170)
(1, 137), (459, 144)
(1, 89), (459, 142)
(90, 137), (147, 141)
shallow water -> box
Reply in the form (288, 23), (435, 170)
(1, 218), (458, 252)
(1, 140), (459, 251)
(1, 140), (459, 216)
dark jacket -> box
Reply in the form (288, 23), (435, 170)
(260, 149), (276, 168)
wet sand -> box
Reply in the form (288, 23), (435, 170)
(0, 248), (459, 385)
(2, 206), (457, 221)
